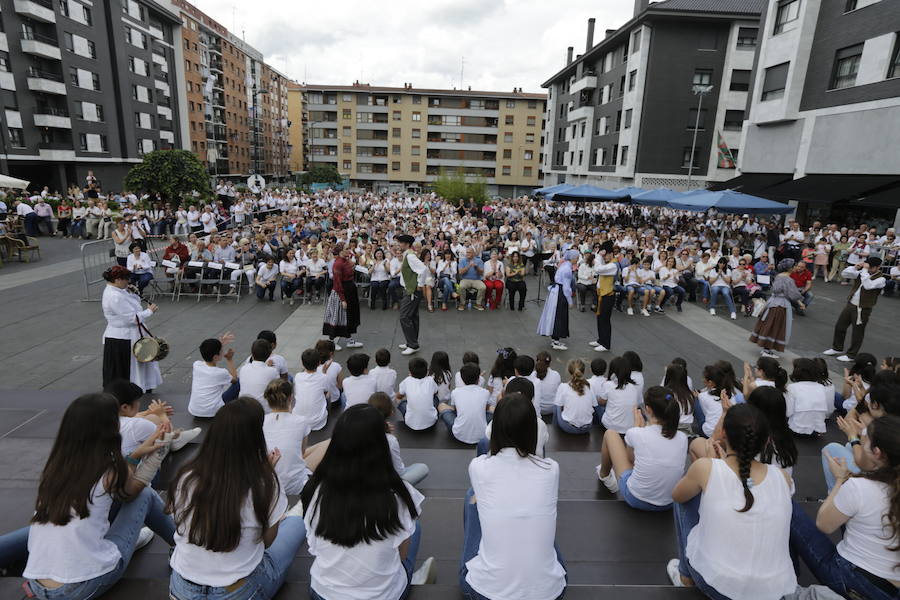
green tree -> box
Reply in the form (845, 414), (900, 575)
(433, 168), (488, 205)
(124, 149), (210, 204)
(302, 164), (343, 185)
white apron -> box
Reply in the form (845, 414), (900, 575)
(101, 285), (163, 392)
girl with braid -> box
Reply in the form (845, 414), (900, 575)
(667, 404), (797, 599)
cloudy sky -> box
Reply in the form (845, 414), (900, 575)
(195, 0), (636, 92)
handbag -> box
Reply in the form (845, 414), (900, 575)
(132, 317), (169, 363)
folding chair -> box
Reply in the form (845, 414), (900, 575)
(177, 261), (205, 302)
(197, 262), (224, 303)
(153, 259), (181, 302)
(222, 262), (243, 302)
(355, 268), (371, 301)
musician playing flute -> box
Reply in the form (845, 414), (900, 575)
(102, 265), (162, 391)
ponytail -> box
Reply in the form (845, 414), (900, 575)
(773, 367), (788, 392)
(722, 404), (769, 513)
(263, 379), (293, 412)
(535, 351), (551, 380)
(567, 359), (588, 395)
(645, 386), (679, 439)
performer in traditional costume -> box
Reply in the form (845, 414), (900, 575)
(537, 249), (578, 351)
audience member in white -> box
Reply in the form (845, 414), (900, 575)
(439, 362), (493, 444)
(396, 357), (439, 430)
(370, 348), (398, 398)
(188, 335), (241, 417)
(785, 358), (831, 435)
(255, 257), (279, 301)
(534, 350), (562, 416)
(293, 349), (329, 431)
(238, 339), (280, 411)
(263, 379), (316, 495)
(598, 356), (643, 435)
(369, 392), (430, 486)
(553, 359), (600, 434)
(342, 353), (377, 408)
(429, 351), (453, 404)
(126, 244), (154, 296)
(108, 379), (199, 456)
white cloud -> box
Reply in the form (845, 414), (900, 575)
(191, 0), (635, 92)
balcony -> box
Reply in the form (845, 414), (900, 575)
(26, 68), (66, 95)
(20, 31), (61, 60)
(33, 107), (71, 128)
(571, 75), (598, 95)
(14, 0), (55, 23)
(567, 104), (595, 122)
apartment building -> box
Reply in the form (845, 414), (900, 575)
(291, 83), (546, 195)
(171, 0), (291, 181)
(541, 0), (764, 191)
(722, 0), (900, 227)
(286, 80), (304, 173)
(0, 0), (186, 191)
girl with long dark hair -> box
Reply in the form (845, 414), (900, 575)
(668, 404), (797, 599)
(664, 364), (695, 434)
(597, 386), (687, 511)
(168, 397), (306, 600)
(22, 393), (174, 599)
(534, 350), (562, 416)
(598, 356), (642, 434)
(792, 415), (900, 599)
(429, 351), (453, 404)
(487, 347), (517, 406)
(302, 404), (432, 599)
(785, 357), (830, 435)
(461, 393), (567, 600)
(747, 386), (798, 473)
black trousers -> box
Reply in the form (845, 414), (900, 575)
(595, 295), (615, 349)
(399, 291), (422, 348)
(507, 280), (527, 309)
(103, 338), (132, 388)
(832, 303), (872, 358)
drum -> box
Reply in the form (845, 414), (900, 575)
(133, 336), (169, 363)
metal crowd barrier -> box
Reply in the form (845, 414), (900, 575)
(80, 238), (116, 301)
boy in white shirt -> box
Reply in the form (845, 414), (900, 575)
(396, 357), (439, 430)
(293, 348), (329, 431)
(342, 353), (377, 408)
(256, 330), (289, 380)
(108, 379), (199, 456)
(588, 357), (608, 421)
(189, 334), (240, 417)
(237, 339), (280, 411)
(438, 363), (492, 444)
(315, 339), (343, 406)
(514, 355), (542, 415)
(370, 348), (398, 397)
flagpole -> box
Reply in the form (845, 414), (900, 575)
(687, 84), (713, 189)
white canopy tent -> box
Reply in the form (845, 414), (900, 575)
(0, 174), (30, 190)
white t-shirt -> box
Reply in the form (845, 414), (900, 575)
(485, 417), (550, 457)
(238, 362), (280, 411)
(370, 366), (398, 397)
(599, 378), (643, 433)
(630, 371), (645, 400)
(399, 376), (439, 430)
(387, 433), (406, 475)
(343, 374), (377, 408)
(306, 482), (424, 600)
(553, 382), (597, 428)
(243, 353), (289, 378)
(533, 369), (562, 414)
(464, 450), (567, 600)
(455, 371), (485, 389)
(189, 361), (233, 417)
(24, 479), (120, 583)
(697, 390), (723, 438)
(785, 381), (830, 435)
(170, 482), (288, 587)
(293, 371), (328, 431)
(834, 477), (900, 581)
(318, 361), (342, 403)
(263, 412), (312, 495)
(623, 425), (688, 506)
(449, 385), (491, 444)
(119, 415), (157, 456)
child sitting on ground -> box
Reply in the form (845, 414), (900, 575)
(589, 357), (608, 420)
(370, 347), (398, 398)
(237, 338), (280, 410)
(107, 379), (199, 455)
(455, 351), (485, 388)
(188, 333), (240, 418)
(369, 391), (429, 486)
(553, 359), (600, 434)
(397, 357), (439, 430)
(429, 351), (453, 404)
(438, 363), (493, 444)
(599, 356), (642, 434)
(316, 339), (343, 406)
(293, 348), (329, 431)
(342, 353), (376, 408)
(481, 377), (550, 457)
(263, 379), (314, 494)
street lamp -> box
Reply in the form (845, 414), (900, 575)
(687, 84), (713, 189)
(251, 84), (269, 175)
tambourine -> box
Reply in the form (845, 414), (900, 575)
(132, 317), (169, 363)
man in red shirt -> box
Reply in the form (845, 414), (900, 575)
(789, 261), (814, 315)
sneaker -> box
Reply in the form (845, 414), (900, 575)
(457, 305), (465, 311)
(551, 341), (568, 351)
(411, 556), (437, 585)
(474, 305), (485, 311)
(627, 307), (634, 316)
(289, 298), (295, 306)
(346, 339), (364, 348)
(594, 344), (609, 352)
(135, 527), (154, 551)
(730, 312), (737, 320)
(822, 348), (841, 356)
(654, 306), (665, 314)
(596, 466), (618, 493)
(588, 341), (600, 347)
(398, 344), (408, 350)
(167, 427), (201, 452)
(760, 348), (779, 358)
(676, 305), (683, 313)
(333, 343), (342, 351)
(837, 355), (854, 362)
(709, 308), (716, 316)
(401, 347), (419, 355)
(667, 559), (685, 587)
(641, 308), (650, 317)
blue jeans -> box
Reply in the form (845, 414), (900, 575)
(662, 285), (685, 308)
(222, 380), (241, 404)
(256, 282), (275, 300)
(27, 488), (175, 600)
(0, 526), (29, 570)
(460, 489), (566, 600)
(620, 470), (672, 512)
(475, 437), (490, 457)
(552, 405), (595, 434)
(308, 521), (420, 600)
(672, 496), (730, 600)
(370, 279), (390, 309)
(130, 272), (154, 294)
(821, 442), (860, 492)
(693, 397), (706, 435)
(439, 275), (456, 304)
(696, 279), (710, 301)
(789, 500), (897, 600)
(708, 285), (736, 313)
(170, 516), (306, 600)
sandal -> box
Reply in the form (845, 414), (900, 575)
(427, 306), (434, 313)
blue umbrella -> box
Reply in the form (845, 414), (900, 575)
(613, 186), (646, 197)
(534, 183), (575, 196)
(550, 185), (630, 202)
(630, 187), (684, 207)
(668, 189), (793, 214)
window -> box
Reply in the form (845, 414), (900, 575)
(470, 99), (485, 109)
(528, 100), (537, 109)
(503, 132), (513, 143)
(411, 128), (421, 139)
(342, 93), (352, 102)
(343, 160), (352, 169)
(830, 44), (863, 89)
(411, 162), (420, 172)
(391, 161), (400, 171)
(411, 145), (420, 156)
(503, 149), (512, 159)
(392, 144), (401, 155)
(632, 30), (641, 53)
(615, 110), (622, 132)
(688, 108), (707, 130)
(82, 5), (92, 25)
(342, 143), (352, 154)
(620, 146), (629, 166)
(527, 115), (536, 126)
(342, 126), (351, 137)
(890, 37), (900, 79)
(506, 100), (516, 108)
(342, 109), (351, 119)
(8, 128), (24, 147)
(504, 115), (514, 125)
(628, 70), (637, 91)
(624, 109), (632, 129)
(730, 69), (751, 92)
(524, 150), (534, 160)
(79, 132), (88, 151)
(59, 0), (69, 16)
(412, 111), (421, 121)
(392, 127), (401, 138)
(412, 95), (421, 104)
(693, 69), (712, 86)
(774, 0), (800, 35)
(523, 166), (533, 177)
(761, 62), (789, 100)
(724, 109), (745, 131)
(392, 110), (401, 121)
(0, 51), (8, 72)
(737, 27), (758, 49)
(502, 165), (511, 176)
(682, 147), (701, 168)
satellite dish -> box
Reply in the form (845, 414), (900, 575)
(247, 174), (266, 190)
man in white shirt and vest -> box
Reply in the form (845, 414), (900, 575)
(824, 257), (886, 362)
(396, 234), (427, 356)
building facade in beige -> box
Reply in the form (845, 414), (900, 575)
(290, 83), (546, 195)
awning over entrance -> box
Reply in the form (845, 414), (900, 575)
(708, 172), (794, 193)
(758, 174), (900, 204)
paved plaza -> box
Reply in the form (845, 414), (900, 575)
(1, 237), (898, 598)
